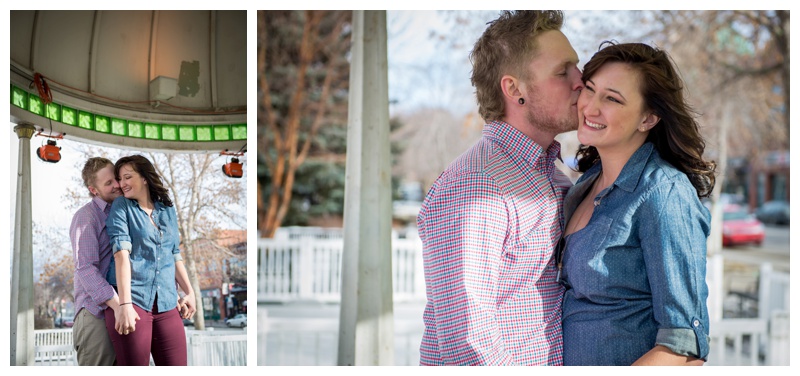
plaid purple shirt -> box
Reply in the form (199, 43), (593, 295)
(70, 196), (117, 319)
(417, 120), (571, 365)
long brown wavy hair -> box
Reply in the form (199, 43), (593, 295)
(114, 155), (174, 207)
(574, 41), (716, 198)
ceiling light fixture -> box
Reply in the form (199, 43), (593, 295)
(220, 148), (245, 178)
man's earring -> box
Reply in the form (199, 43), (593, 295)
(518, 97), (525, 105)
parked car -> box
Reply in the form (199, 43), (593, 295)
(755, 200), (790, 226)
(226, 313), (247, 328)
(54, 316), (74, 328)
(722, 208), (765, 247)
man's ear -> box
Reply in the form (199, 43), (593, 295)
(88, 186), (99, 196)
(641, 112), (661, 131)
(500, 74), (523, 103)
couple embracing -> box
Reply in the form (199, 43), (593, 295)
(418, 10), (715, 366)
(70, 155), (197, 366)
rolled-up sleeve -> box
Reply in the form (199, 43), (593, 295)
(106, 197), (132, 254)
(419, 172), (514, 365)
(639, 181), (711, 360)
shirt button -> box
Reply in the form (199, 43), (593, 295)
(693, 320), (700, 327)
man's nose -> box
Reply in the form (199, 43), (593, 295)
(571, 67), (584, 91)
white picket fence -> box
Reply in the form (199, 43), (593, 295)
(34, 328), (247, 366)
(258, 227), (791, 366)
(258, 227), (425, 303)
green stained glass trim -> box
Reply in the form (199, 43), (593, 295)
(111, 118), (127, 136)
(62, 107), (77, 126)
(231, 124), (246, 140)
(161, 124), (178, 140)
(196, 125), (213, 141)
(144, 123), (161, 140)
(78, 111), (93, 130)
(214, 125), (231, 141)
(29, 95), (44, 116)
(128, 121), (144, 138)
(10, 84), (245, 143)
(179, 125), (196, 141)
(12, 86), (27, 109)
(45, 103), (61, 122)
(95, 115), (111, 133)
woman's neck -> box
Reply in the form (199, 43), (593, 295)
(596, 141), (644, 188)
(136, 193), (154, 211)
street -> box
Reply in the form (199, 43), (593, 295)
(721, 224), (790, 273)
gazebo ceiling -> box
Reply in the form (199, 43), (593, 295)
(9, 10), (247, 152)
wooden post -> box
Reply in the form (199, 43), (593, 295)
(337, 10), (394, 366)
(11, 123), (36, 366)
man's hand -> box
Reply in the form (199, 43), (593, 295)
(114, 304), (140, 336)
(179, 292), (197, 319)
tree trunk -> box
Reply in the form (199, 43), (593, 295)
(184, 242), (206, 330)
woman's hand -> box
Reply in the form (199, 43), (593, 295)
(114, 303), (140, 335)
(180, 292), (197, 319)
(632, 345), (705, 366)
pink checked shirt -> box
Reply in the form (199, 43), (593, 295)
(417, 120), (571, 365)
(70, 196), (117, 319)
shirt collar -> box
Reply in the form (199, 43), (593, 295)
(483, 120), (562, 174)
(587, 141), (655, 193)
(129, 197), (166, 212)
(92, 195), (112, 214)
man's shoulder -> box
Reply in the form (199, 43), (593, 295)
(440, 136), (511, 178)
(70, 200), (104, 234)
(109, 195), (134, 210)
(72, 200), (99, 220)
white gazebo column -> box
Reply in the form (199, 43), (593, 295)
(337, 10), (394, 366)
(11, 122), (36, 366)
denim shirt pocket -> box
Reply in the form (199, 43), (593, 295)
(563, 215), (614, 291)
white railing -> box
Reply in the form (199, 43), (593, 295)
(258, 228), (790, 366)
(706, 311), (790, 366)
(258, 227), (425, 303)
(33, 328), (247, 366)
(186, 329), (247, 366)
(34, 329), (77, 366)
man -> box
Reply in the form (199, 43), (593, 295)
(70, 157), (122, 365)
(417, 11), (583, 365)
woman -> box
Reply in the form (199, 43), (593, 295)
(559, 42), (716, 366)
(105, 155), (197, 366)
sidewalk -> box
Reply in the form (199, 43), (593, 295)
(259, 301), (425, 365)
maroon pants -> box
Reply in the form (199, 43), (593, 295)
(104, 298), (187, 366)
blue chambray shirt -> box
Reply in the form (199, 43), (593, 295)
(561, 142), (710, 365)
(105, 196), (183, 313)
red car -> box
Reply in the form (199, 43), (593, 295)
(722, 209), (765, 247)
